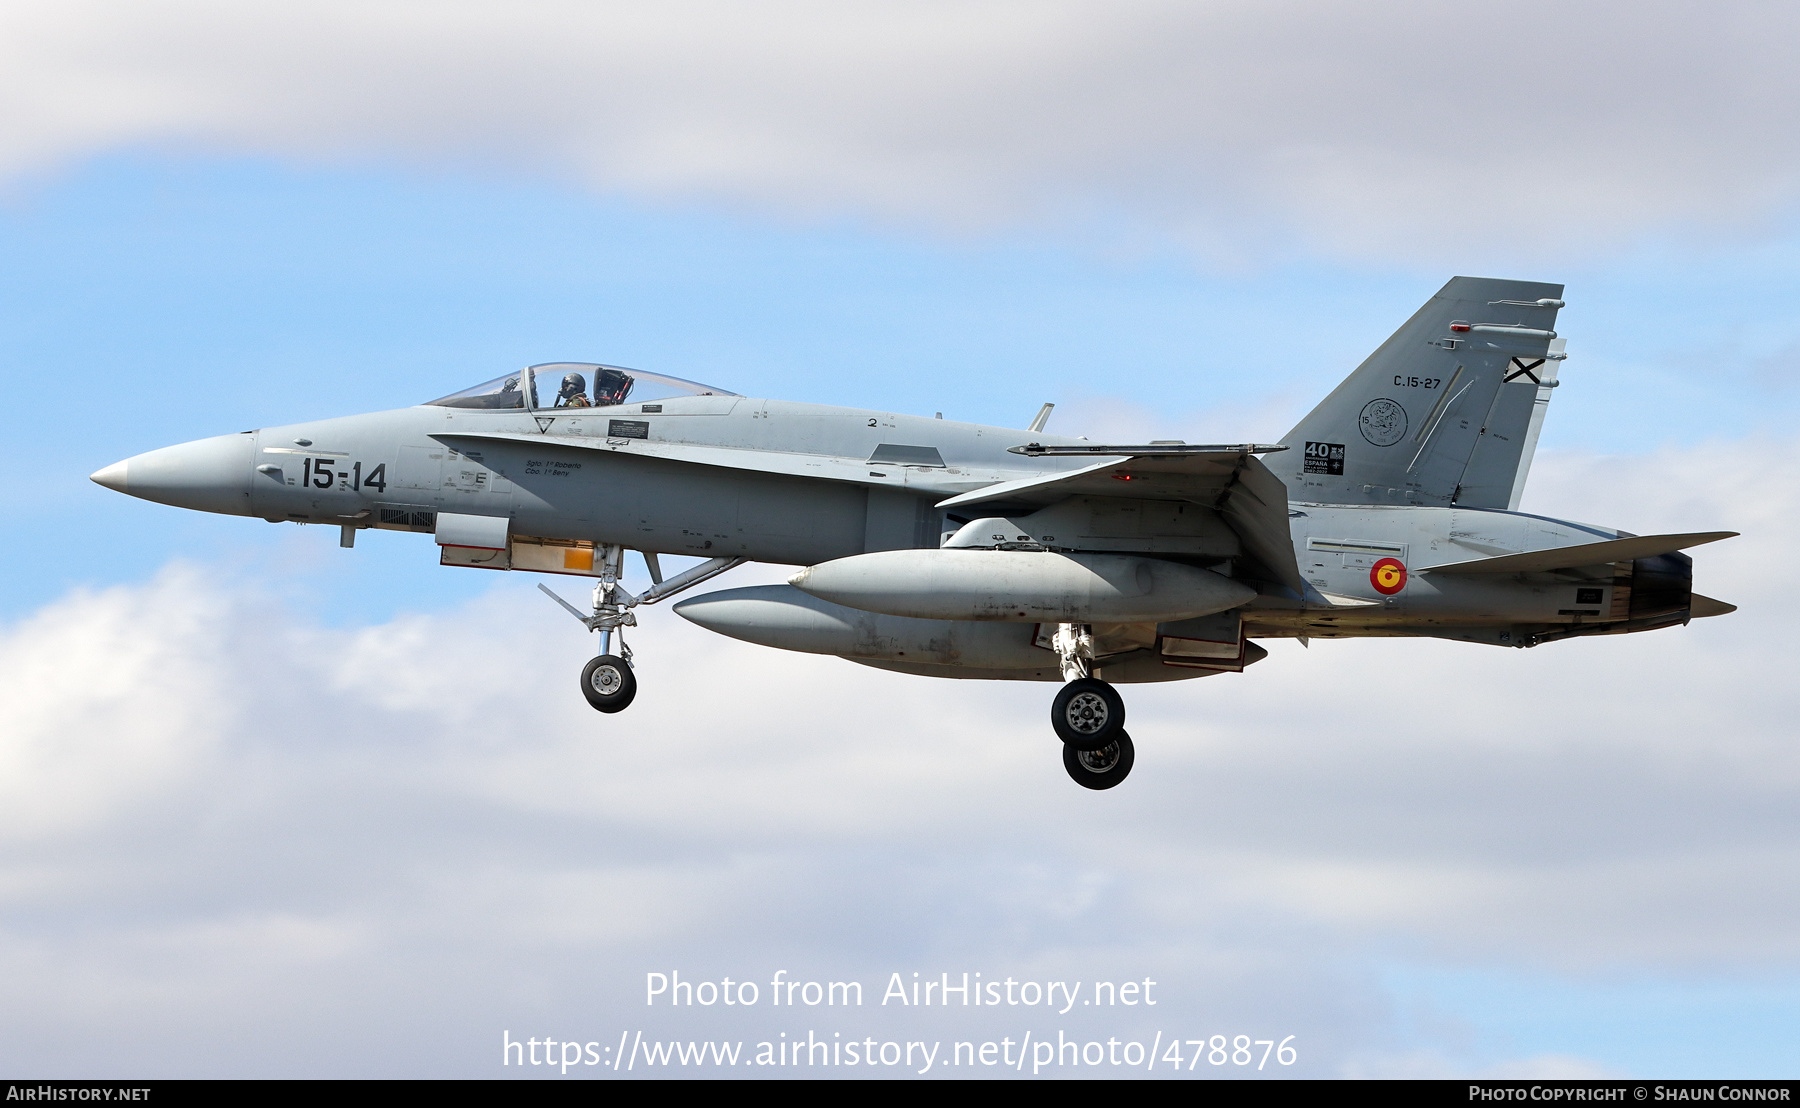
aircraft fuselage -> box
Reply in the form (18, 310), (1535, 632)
(100, 393), (1680, 654)
(91, 278), (1735, 787)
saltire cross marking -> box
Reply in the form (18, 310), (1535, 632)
(1505, 357), (1546, 384)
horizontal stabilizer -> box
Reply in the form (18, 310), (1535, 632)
(1690, 593), (1738, 618)
(1422, 531), (1737, 575)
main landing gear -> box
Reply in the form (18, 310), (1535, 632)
(540, 546), (745, 714)
(1048, 623), (1134, 789)
(1052, 677), (1125, 749)
(1063, 733), (1135, 790)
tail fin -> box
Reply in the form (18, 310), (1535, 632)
(1272, 276), (1565, 509)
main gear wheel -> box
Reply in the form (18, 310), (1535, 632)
(1051, 676), (1125, 750)
(1063, 732), (1135, 790)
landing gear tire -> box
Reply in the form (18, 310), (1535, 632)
(581, 654), (637, 713)
(1063, 732), (1134, 790)
(1051, 677), (1125, 750)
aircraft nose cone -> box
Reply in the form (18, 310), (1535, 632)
(90, 460), (129, 493)
(93, 433), (255, 515)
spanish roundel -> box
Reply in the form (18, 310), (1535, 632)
(1370, 557), (1407, 595)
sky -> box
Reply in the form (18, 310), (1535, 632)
(1, 1), (1797, 1079)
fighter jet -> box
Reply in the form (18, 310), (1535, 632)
(91, 277), (1736, 789)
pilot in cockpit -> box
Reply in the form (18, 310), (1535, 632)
(556, 372), (592, 408)
(593, 368), (634, 406)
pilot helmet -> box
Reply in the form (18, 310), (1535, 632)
(593, 368), (634, 405)
(558, 372), (587, 400)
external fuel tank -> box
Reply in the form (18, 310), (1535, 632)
(787, 549), (1255, 623)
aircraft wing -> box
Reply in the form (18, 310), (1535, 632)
(1421, 531), (1737, 574)
(444, 431), (1306, 594)
(939, 444), (1305, 594)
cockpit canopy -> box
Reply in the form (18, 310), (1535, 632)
(426, 362), (739, 411)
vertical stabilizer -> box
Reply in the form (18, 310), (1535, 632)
(1271, 277), (1564, 507)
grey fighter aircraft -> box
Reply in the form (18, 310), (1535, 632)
(92, 277), (1736, 789)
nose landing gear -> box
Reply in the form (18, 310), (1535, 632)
(581, 654), (637, 713)
(540, 546), (745, 713)
(1048, 622), (1133, 787)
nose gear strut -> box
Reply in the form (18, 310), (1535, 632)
(539, 547), (745, 713)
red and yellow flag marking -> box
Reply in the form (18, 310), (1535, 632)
(1370, 557), (1407, 595)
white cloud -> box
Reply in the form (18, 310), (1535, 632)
(0, 573), (234, 839)
(4, 2), (1800, 263)
(0, 438), (1791, 1075)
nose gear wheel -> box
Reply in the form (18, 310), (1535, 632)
(581, 654), (637, 713)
